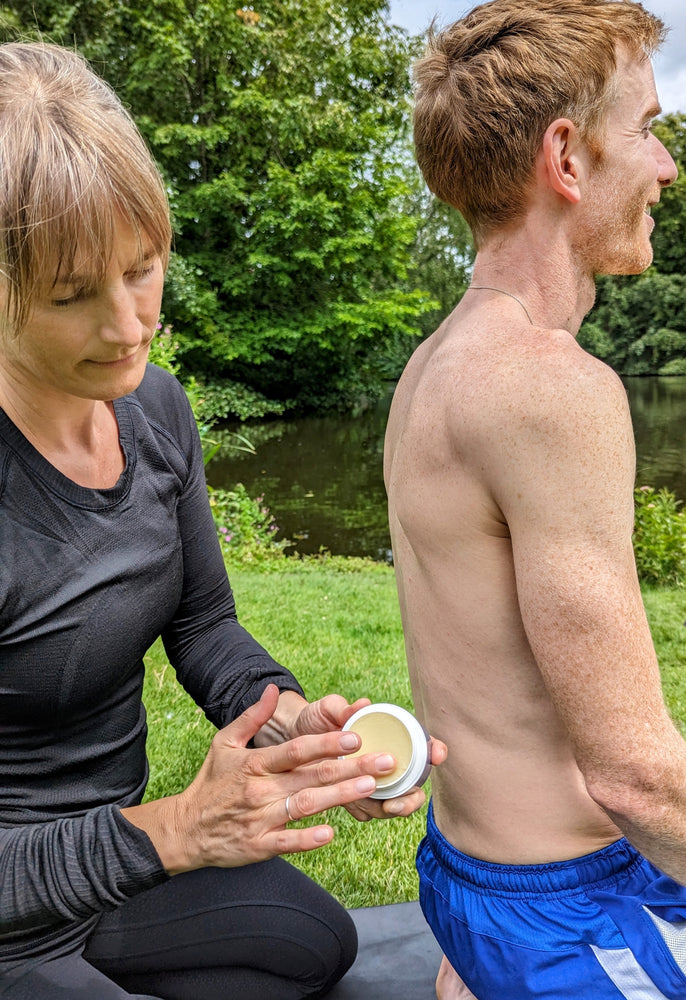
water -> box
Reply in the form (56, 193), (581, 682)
(207, 376), (686, 559)
(625, 377), (686, 499)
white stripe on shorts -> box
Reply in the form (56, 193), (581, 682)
(643, 906), (686, 975)
(590, 945), (671, 999)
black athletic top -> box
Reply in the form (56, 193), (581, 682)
(0, 363), (304, 961)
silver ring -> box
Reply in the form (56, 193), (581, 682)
(285, 794), (295, 823)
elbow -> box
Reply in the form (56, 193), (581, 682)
(584, 761), (671, 830)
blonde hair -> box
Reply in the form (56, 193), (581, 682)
(0, 42), (172, 330)
(413, 0), (666, 245)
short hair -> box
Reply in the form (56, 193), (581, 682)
(413, 0), (666, 245)
(0, 42), (172, 331)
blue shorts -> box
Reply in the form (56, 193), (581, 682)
(417, 802), (686, 999)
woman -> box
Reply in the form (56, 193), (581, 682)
(0, 43), (444, 999)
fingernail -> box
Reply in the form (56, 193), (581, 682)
(375, 754), (395, 772)
(386, 799), (405, 814)
(355, 775), (376, 794)
(313, 827), (333, 844)
(339, 732), (360, 751)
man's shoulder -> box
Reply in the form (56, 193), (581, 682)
(512, 329), (625, 412)
(408, 315), (620, 397)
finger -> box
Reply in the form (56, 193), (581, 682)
(382, 787), (427, 817)
(222, 684), (281, 749)
(271, 824), (337, 855)
(343, 786), (427, 821)
(294, 695), (372, 736)
(345, 786), (427, 822)
(344, 799), (384, 821)
(278, 751), (397, 799)
(337, 697), (372, 726)
(248, 729), (365, 775)
(282, 773), (378, 823)
(429, 738), (448, 766)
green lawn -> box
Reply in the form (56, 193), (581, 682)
(143, 558), (685, 908)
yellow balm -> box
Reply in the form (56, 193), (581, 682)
(346, 711), (414, 787)
(342, 703), (431, 800)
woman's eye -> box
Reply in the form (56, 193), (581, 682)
(129, 263), (156, 281)
(51, 291), (84, 307)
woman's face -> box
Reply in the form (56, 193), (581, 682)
(0, 217), (164, 405)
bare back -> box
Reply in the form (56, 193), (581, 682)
(384, 297), (640, 864)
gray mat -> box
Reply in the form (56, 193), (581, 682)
(326, 901), (441, 999)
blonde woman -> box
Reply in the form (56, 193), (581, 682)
(0, 43), (445, 999)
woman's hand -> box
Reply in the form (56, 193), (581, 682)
(122, 685), (398, 873)
(290, 693), (449, 822)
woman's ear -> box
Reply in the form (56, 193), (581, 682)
(541, 118), (584, 205)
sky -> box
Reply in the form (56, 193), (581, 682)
(388, 0), (686, 115)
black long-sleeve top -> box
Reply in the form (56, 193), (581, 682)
(0, 363), (304, 961)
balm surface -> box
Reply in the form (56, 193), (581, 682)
(347, 711), (414, 787)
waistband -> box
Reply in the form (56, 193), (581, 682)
(424, 801), (645, 896)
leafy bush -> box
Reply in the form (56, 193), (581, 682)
(149, 325), (290, 561)
(208, 484), (292, 564)
(633, 486), (686, 586)
(148, 320), (284, 422)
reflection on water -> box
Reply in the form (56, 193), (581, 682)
(207, 377), (686, 559)
(207, 394), (393, 560)
(624, 377), (686, 501)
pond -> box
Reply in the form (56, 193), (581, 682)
(206, 376), (686, 559)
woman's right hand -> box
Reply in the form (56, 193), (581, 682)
(122, 684), (397, 873)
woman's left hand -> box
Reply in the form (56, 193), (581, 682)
(291, 693), (448, 822)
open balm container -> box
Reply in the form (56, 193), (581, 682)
(342, 703), (431, 800)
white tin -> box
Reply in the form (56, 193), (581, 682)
(342, 702), (432, 800)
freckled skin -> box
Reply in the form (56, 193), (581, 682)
(384, 48), (686, 884)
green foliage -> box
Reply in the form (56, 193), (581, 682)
(147, 325), (290, 559)
(651, 115), (686, 276)
(579, 271), (686, 375)
(149, 320), (283, 430)
(192, 378), (286, 423)
(2, 0), (434, 410)
(633, 486), (686, 587)
(208, 483), (292, 563)
(403, 165), (474, 342)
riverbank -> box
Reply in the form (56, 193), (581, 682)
(207, 376), (686, 559)
(143, 558), (685, 908)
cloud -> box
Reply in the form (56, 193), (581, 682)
(651, 0), (686, 112)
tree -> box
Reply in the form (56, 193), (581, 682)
(651, 114), (686, 276)
(405, 168), (474, 341)
(578, 271), (686, 375)
(1, 1), (433, 411)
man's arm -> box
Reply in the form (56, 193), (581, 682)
(489, 347), (686, 883)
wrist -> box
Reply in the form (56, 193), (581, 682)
(253, 689), (308, 746)
(121, 794), (195, 876)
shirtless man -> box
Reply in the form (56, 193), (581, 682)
(384, 2), (685, 997)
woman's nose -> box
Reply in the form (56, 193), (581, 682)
(98, 287), (143, 346)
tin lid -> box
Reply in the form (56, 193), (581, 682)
(342, 703), (431, 800)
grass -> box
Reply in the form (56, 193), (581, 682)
(143, 559), (686, 909)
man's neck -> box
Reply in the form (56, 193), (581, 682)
(473, 216), (597, 337)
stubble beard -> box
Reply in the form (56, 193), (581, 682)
(579, 176), (655, 279)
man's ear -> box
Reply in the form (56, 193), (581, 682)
(541, 118), (584, 205)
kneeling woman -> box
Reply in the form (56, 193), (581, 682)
(0, 42), (444, 1000)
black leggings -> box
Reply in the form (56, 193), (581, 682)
(0, 859), (357, 999)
